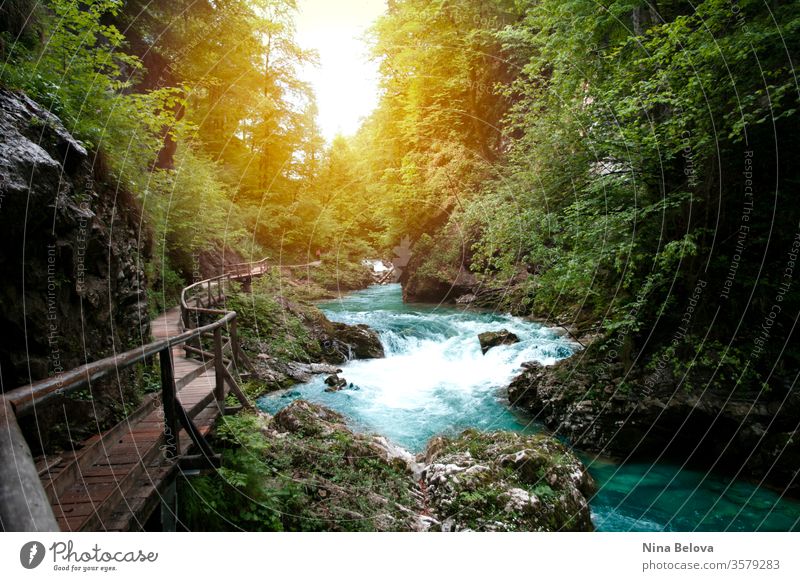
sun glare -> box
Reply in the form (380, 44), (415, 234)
(295, 0), (386, 141)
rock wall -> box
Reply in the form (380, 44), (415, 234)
(0, 89), (150, 447)
(399, 229), (478, 303)
(398, 229), (530, 310)
(508, 359), (800, 496)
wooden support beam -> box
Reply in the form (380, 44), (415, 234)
(183, 344), (232, 366)
(230, 318), (242, 371)
(159, 348), (180, 460)
(213, 327), (225, 403)
(222, 366), (255, 411)
(175, 405), (216, 460)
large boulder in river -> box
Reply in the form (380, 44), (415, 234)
(289, 305), (385, 364)
(420, 429), (595, 531)
(478, 329), (519, 354)
(273, 400), (353, 437)
(330, 322), (385, 359)
(323, 373), (348, 392)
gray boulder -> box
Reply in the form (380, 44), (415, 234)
(478, 329), (520, 354)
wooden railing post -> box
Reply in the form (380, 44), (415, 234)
(213, 327), (225, 404)
(159, 348), (180, 459)
(230, 317), (241, 371)
(0, 399), (59, 531)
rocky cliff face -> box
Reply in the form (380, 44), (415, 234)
(0, 89), (149, 447)
(398, 229), (532, 311)
(508, 359), (800, 496)
(399, 234), (477, 304)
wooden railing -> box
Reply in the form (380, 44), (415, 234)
(0, 257), (270, 532)
(229, 257), (269, 279)
(177, 271), (257, 423)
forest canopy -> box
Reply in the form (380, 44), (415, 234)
(2, 0), (799, 389)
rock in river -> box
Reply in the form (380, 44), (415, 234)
(478, 329), (520, 354)
(330, 322), (385, 359)
(420, 429), (595, 531)
(324, 374), (348, 392)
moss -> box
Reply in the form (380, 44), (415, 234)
(307, 257), (374, 292)
(179, 408), (420, 531)
(224, 379), (269, 407)
(424, 429), (595, 531)
(227, 278), (322, 364)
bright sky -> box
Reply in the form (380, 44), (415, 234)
(295, 0), (386, 141)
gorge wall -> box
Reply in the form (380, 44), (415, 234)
(0, 89), (150, 448)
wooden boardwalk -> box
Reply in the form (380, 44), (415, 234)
(37, 307), (228, 532)
(0, 258), (320, 532)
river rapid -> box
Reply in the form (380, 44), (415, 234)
(259, 284), (800, 531)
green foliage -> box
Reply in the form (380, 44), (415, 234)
(134, 361), (162, 395)
(1, 0), (325, 313)
(226, 275), (321, 363)
(307, 250), (375, 292)
(0, 0), (43, 52)
(179, 415), (288, 531)
(179, 412), (416, 531)
(2, 0), (140, 146)
(225, 379), (269, 408)
(349, 0), (524, 244)
(145, 258), (184, 318)
(360, 0), (800, 389)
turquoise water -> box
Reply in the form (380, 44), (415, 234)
(259, 284), (800, 531)
(588, 459), (800, 531)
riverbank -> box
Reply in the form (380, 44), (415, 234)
(181, 276), (596, 531)
(181, 401), (596, 531)
(257, 284), (800, 531)
(507, 354), (800, 499)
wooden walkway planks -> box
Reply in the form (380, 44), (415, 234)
(47, 307), (227, 532)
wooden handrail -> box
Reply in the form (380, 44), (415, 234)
(230, 256), (269, 271)
(4, 311), (236, 418)
(180, 273), (229, 313)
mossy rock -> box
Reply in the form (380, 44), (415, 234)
(421, 429), (595, 531)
